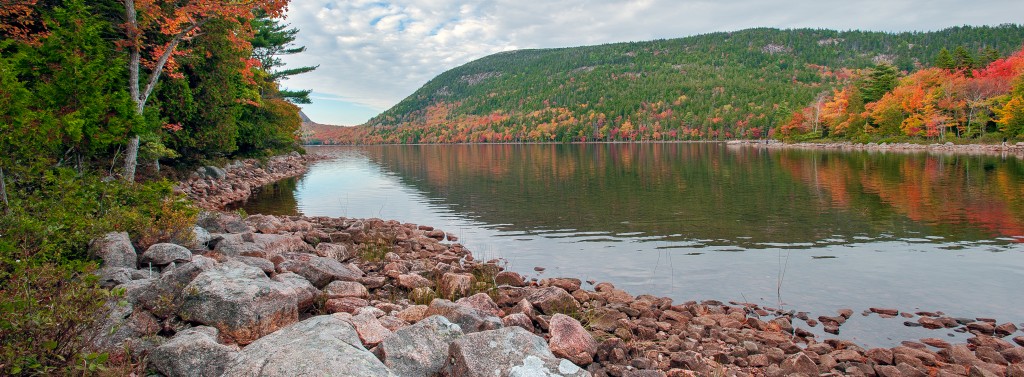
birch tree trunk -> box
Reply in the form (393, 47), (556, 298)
(120, 0), (198, 182)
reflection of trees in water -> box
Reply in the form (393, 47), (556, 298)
(362, 144), (1024, 246)
(233, 177), (301, 216)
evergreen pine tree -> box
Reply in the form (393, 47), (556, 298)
(935, 47), (954, 69)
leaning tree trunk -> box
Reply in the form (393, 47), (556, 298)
(0, 167), (10, 215)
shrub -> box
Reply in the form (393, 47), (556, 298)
(0, 168), (197, 375)
(0, 262), (110, 375)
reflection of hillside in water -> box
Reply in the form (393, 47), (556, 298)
(231, 177), (301, 216)
(362, 144), (1024, 246)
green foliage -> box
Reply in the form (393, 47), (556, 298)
(250, 12), (317, 104)
(0, 1), (140, 180)
(859, 64), (899, 103)
(0, 262), (112, 376)
(935, 48), (954, 70)
(0, 169), (196, 375)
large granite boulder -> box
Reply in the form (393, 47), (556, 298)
(139, 243), (192, 266)
(89, 232), (136, 268)
(425, 299), (502, 333)
(134, 255), (217, 316)
(178, 260), (299, 345)
(442, 326), (589, 377)
(377, 315), (464, 376)
(222, 315), (394, 376)
(148, 326), (239, 377)
(214, 232), (313, 259)
(272, 252), (363, 288)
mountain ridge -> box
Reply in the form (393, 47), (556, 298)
(309, 25), (1024, 144)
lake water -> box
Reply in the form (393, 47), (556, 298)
(241, 143), (1024, 347)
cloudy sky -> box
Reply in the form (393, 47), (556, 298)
(279, 0), (1024, 125)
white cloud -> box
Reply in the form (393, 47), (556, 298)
(279, 0), (1024, 124)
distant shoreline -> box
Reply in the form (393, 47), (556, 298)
(304, 140), (1024, 157)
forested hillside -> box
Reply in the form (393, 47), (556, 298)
(321, 26), (1024, 144)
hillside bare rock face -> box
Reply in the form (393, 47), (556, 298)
(178, 260), (299, 345)
(425, 299), (503, 333)
(442, 326), (589, 377)
(214, 233), (313, 259)
(148, 326), (239, 377)
(377, 315), (465, 376)
(139, 243), (192, 266)
(548, 313), (597, 366)
(89, 232), (136, 268)
(222, 314), (393, 376)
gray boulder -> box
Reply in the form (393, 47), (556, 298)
(198, 212), (249, 234)
(89, 232), (136, 268)
(377, 315), (464, 376)
(139, 243), (192, 266)
(135, 255), (217, 316)
(148, 326), (238, 377)
(178, 260), (299, 345)
(88, 301), (160, 357)
(272, 252), (363, 288)
(234, 255), (275, 275)
(272, 272), (320, 312)
(222, 315), (394, 376)
(95, 267), (134, 288)
(442, 326), (589, 377)
(315, 242), (355, 261)
(425, 299), (502, 333)
(202, 165), (227, 180)
(214, 233), (313, 259)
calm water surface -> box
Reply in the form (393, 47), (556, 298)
(243, 144), (1024, 347)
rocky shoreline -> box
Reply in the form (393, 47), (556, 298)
(727, 139), (1024, 158)
(176, 151), (325, 210)
(86, 153), (1024, 377)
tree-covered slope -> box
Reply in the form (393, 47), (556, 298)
(329, 26), (1024, 144)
